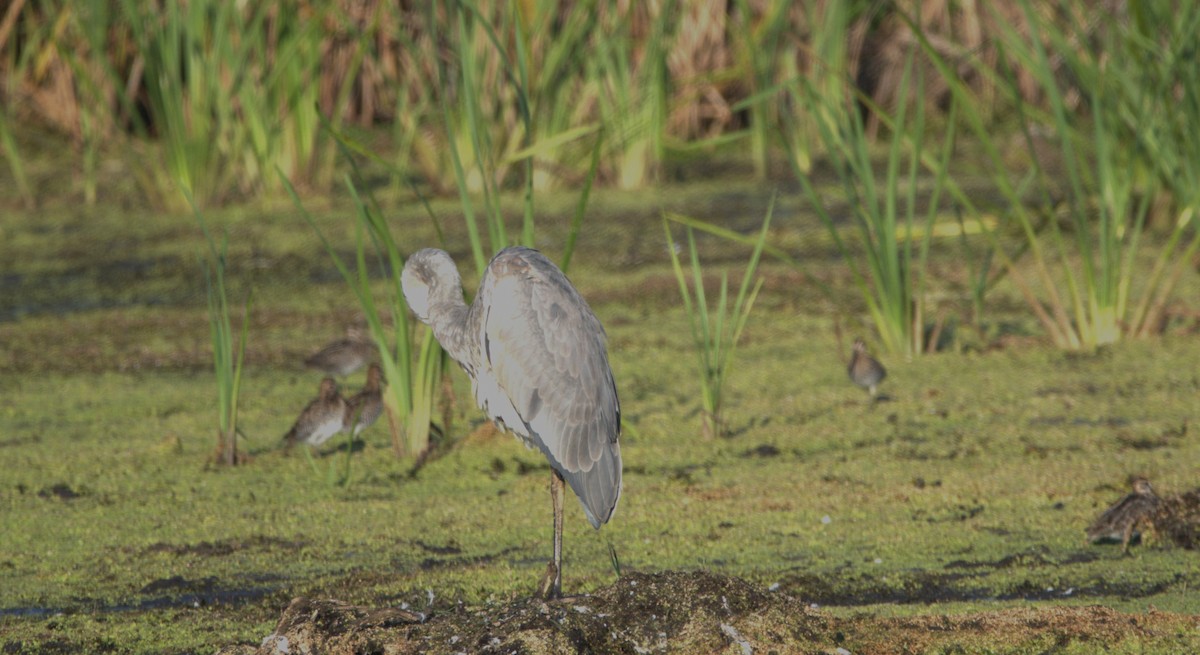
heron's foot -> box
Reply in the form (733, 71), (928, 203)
(538, 561), (561, 600)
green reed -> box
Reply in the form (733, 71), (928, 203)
(913, 0), (1200, 349)
(664, 202), (772, 438)
(784, 48), (952, 357)
(191, 196), (250, 466)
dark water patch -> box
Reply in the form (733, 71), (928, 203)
(0, 607), (65, 618)
(142, 535), (306, 557)
(912, 503), (984, 523)
(0, 249), (368, 322)
(513, 458), (549, 476)
(666, 463), (708, 485)
(37, 484), (83, 501)
(414, 545), (520, 571)
(740, 443), (781, 458)
(0, 435), (41, 449)
(1115, 427), (1182, 451)
(0, 296), (173, 323)
(486, 457), (507, 478)
(993, 574), (1190, 602)
(1019, 436), (1085, 459)
(782, 570), (980, 606)
(117, 586), (278, 613)
(0, 581), (280, 618)
(781, 566), (1187, 607)
(413, 540), (462, 555)
(944, 547), (1056, 570)
(1115, 435), (1170, 450)
(0, 256), (185, 322)
(1027, 416), (1130, 428)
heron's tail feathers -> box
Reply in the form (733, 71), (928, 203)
(561, 441), (622, 529)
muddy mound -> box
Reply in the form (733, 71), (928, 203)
(1154, 489), (1200, 549)
(216, 570), (1198, 655)
(219, 570), (829, 654)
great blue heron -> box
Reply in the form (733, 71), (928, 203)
(1087, 477), (1160, 553)
(848, 338), (886, 399)
(283, 378), (349, 447)
(345, 363), (384, 436)
(401, 246), (622, 599)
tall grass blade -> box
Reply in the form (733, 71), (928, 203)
(664, 199), (773, 437)
(190, 190), (249, 465)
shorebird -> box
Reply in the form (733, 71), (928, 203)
(283, 378), (350, 447)
(402, 246), (621, 599)
(344, 363), (384, 436)
(848, 337), (887, 399)
(1087, 477), (1161, 553)
(304, 326), (377, 377)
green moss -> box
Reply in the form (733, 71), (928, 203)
(1, 185), (1199, 653)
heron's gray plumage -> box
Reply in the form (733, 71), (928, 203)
(402, 247), (622, 529)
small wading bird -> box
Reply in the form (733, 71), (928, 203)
(345, 363), (384, 436)
(305, 326), (377, 377)
(283, 378), (350, 447)
(402, 247), (622, 599)
(848, 337), (887, 399)
(1087, 477), (1161, 553)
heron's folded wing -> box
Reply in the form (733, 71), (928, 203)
(481, 250), (622, 527)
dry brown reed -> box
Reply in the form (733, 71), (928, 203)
(0, 0), (1114, 199)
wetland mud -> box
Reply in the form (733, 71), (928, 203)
(213, 570), (1199, 655)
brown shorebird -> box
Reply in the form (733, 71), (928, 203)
(848, 338), (887, 399)
(1087, 477), (1161, 553)
(344, 363), (384, 436)
(304, 326), (377, 377)
(283, 378), (350, 447)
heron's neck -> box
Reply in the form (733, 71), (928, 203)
(428, 295), (478, 371)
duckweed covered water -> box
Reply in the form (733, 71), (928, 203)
(1, 185), (1198, 653)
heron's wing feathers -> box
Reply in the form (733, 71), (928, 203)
(480, 249), (622, 527)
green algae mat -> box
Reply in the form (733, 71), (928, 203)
(1, 196), (1199, 653)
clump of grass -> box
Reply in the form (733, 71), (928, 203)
(664, 202), (772, 438)
(191, 196), (250, 466)
(913, 1), (1200, 349)
(0, 109), (33, 208)
(783, 45), (955, 357)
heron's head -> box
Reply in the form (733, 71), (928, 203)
(402, 248), (462, 323)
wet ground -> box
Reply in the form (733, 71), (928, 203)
(2, 172), (1199, 653)
(208, 570), (1199, 655)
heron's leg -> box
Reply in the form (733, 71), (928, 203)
(538, 469), (565, 599)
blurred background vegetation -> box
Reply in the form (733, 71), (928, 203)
(1, 0), (1197, 356)
(0, 0), (1171, 202)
